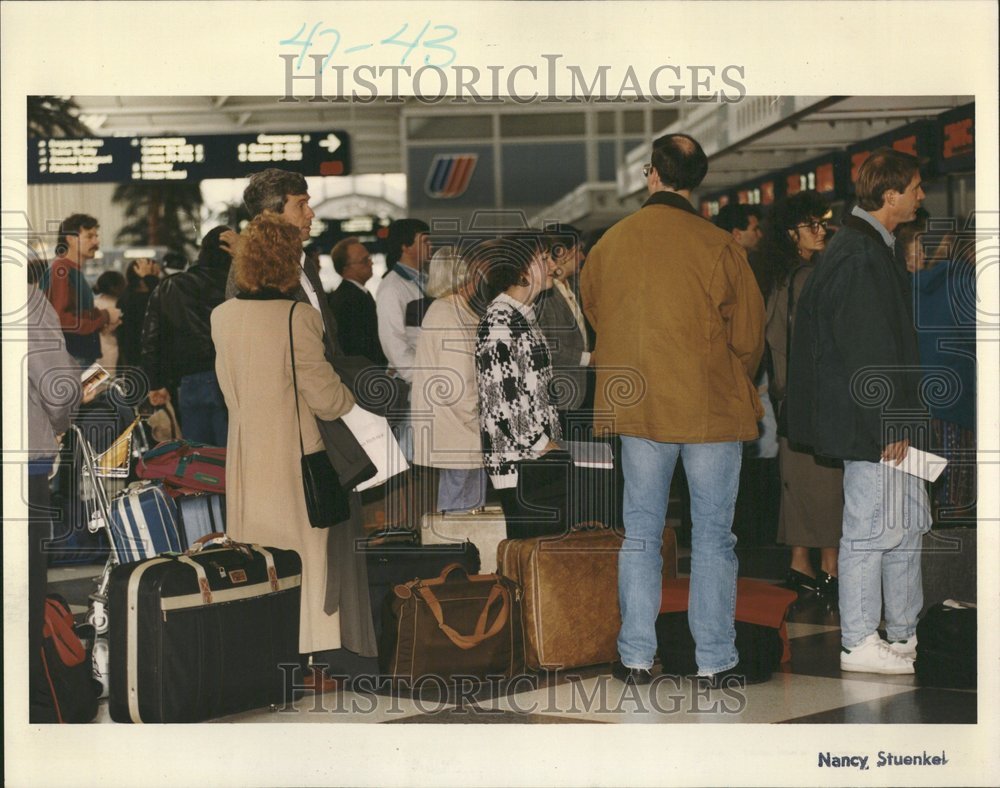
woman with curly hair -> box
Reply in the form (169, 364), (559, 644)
(211, 212), (356, 693)
(760, 191), (844, 598)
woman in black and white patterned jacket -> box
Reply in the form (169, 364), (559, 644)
(474, 234), (573, 539)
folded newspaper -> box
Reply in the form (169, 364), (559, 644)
(881, 447), (948, 483)
(558, 440), (614, 469)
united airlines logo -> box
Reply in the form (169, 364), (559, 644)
(425, 154), (478, 199)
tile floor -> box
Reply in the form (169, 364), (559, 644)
(50, 562), (976, 726)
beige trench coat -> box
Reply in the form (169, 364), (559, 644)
(410, 294), (484, 469)
(212, 298), (354, 654)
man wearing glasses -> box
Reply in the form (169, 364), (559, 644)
(328, 237), (387, 366)
(581, 134), (765, 687)
(787, 148), (930, 674)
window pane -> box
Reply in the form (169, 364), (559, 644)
(407, 115), (493, 140)
(597, 112), (617, 135)
(623, 110), (645, 134)
(652, 109), (680, 131)
(500, 113), (586, 137)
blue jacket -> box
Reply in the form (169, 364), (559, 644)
(787, 214), (927, 461)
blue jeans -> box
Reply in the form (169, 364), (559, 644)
(840, 460), (931, 648)
(618, 437), (742, 674)
(437, 468), (486, 512)
(178, 370), (228, 446)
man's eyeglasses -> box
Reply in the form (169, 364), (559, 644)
(796, 220), (828, 233)
(642, 163), (653, 178)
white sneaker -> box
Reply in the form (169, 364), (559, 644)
(887, 635), (918, 659)
(840, 633), (915, 675)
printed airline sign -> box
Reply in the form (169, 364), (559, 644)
(425, 153), (479, 198)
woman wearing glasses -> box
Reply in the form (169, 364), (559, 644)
(760, 191), (844, 598)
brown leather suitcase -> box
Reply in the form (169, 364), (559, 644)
(496, 526), (678, 671)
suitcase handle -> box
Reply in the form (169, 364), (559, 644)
(438, 562), (472, 583)
(184, 535), (258, 568)
(415, 581), (511, 650)
(570, 520), (609, 532)
(175, 541), (280, 601)
(440, 505), (504, 518)
(366, 528), (419, 546)
(186, 532), (230, 553)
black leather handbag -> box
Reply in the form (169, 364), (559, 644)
(289, 303), (351, 528)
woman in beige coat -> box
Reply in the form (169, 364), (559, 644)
(212, 213), (354, 692)
(410, 247), (489, 511)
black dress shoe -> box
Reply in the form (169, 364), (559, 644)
(785, 568), (820, 594)
(695, 663), (771, 689)
(611, 660), (653, 685)
(817, 571), (839, 599)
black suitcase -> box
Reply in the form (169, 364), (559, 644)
(108, 541), (301, 723)
(360, 529), (480, 642)
(915, 600), (976, 689)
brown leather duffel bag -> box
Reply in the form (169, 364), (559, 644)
(497, 526), (678, 671)
(380, 564), (525, 682)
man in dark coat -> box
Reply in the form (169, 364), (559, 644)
(535, 224), (593, 427)
(787, 148), (931, 675)
(142, 226), (232, 445)
(327, 236), (387, 366)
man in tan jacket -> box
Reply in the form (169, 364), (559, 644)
(581, 134), (765, 687)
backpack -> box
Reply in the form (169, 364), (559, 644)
(915, 600), (976, 690)
(34, 594), (100, 723)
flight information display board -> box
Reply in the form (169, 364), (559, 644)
(936, 103), (974, 173)
(28, 130), (351, 184)
(847, 120), (935, 185)
(784, 151), (850, 199)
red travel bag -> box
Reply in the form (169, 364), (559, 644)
(137, 440), (226, 495)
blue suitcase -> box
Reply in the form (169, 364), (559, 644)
(175, 494), (226, 549)
(108, 483), (182, 563)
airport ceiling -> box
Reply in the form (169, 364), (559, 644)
(70, 94), (970, 193)
(697, 95), (971, 192)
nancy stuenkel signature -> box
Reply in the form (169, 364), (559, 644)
(818, 750), (950, 771)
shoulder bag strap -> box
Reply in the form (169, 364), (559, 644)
(784, 263), (809, 371)
(288, 302), (307, 461)
(415, 582), (510, 650)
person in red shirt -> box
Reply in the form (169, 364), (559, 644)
(38, 214), (121, 367)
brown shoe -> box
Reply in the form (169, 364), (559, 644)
(300, 667), (339, 694)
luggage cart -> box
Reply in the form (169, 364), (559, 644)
(72, 416), (142, 697)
